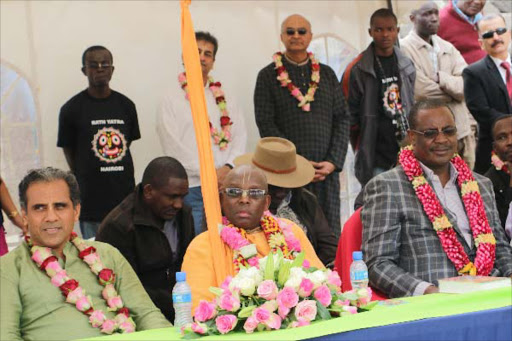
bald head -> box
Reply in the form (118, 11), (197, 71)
(220, 165), (270, 230)
(411, 2), (439, 38)
(281, 14), (311, 33)
(222, 165), (268, 192)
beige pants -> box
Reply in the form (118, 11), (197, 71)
(459, 131), (476, 170)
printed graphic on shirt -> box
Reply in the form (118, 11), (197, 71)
(382, 80), (402, 114)
(91, 127), (127, 163)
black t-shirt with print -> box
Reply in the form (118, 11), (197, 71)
(374, 54), (400, 170)
(57, 90), (141, 222)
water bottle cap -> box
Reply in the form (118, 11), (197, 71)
(176, 272), (186, 282)
(353, 251), (363, 260)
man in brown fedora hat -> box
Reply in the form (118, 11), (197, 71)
(234, 137), (338, 266)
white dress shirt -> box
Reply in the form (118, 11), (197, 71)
(489, 54), (512, 86)
(156, 76), (247, 187)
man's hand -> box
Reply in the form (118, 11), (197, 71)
(216, 165), (231, 189)
(310, 161), (335, 183)
(424, 285), (439, 295)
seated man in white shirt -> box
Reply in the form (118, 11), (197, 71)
(156, 31), (247, 235)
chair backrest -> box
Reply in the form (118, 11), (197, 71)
(334, 207), (362, 292)
(334, 207), (388, 300)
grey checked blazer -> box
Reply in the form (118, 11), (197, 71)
(362, 166), (512, 298)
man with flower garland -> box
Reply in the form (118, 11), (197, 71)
(254, 14), (349, 239)
(0, 168), (170, 340)
(484, 115), (512, 234)
(157, 31), (247, 236)
(362, 100), (512, 298)
(182, 165), (324, 310)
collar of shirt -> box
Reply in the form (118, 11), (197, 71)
(490, 54), (512, 85)
(451, 0), (482, 25)
(420, 161), (459, 188)
(490, 54), (512, 69)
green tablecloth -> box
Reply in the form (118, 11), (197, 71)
(85, 287), (512, 341)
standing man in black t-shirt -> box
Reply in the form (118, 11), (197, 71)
(343, 9), (416, 188)
(57, 46), (141, 239)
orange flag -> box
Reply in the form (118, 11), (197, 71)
(180, 0), (231, 285)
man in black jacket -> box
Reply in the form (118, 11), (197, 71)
(463, 14), (512, 174)
(485, 115), (512, 235)
(96, 157), (195, 322)
(234, 137), (338, 266)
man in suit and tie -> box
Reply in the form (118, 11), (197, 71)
(463, 14), (512, 174)
(362, 100), (512, 299)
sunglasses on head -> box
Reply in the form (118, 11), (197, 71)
(285, 28), (308, 36)
(481, 27), (507, 40)
(410, 126), (458, 140)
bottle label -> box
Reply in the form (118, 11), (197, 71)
(351, 271), (368, 281)
(172, 293), (192, 303)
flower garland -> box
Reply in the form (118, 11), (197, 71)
(178, 72), (232, 150)
(399, 145), (496, 276)
(220, 211), (301, 272)
(273, 52), (320, 112)
(491, 151), (510, 175)
(26, 233), (136, 334)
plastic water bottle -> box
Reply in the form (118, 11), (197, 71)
(172, 272), (193, 329)
(350, 251), (369, 290)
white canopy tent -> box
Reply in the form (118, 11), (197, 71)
(1, 0), (441, 241)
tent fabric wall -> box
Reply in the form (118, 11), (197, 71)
(1, 0), (401, 241)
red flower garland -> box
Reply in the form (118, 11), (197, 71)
(399, 146), (496, 276)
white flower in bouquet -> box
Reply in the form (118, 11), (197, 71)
(237, 277), (257, 296)
(306, 270), (327, 289)
(284, 267), (307, 290)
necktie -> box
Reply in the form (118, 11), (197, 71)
(501, 61), (512, 100)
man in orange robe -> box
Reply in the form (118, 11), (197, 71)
(182, 165), (324, 309)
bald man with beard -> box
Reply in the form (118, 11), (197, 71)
(254, 14), (349, 239)
(181, 165), (323, 309)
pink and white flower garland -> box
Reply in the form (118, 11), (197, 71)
(220, 211), (301, 272)
(178, 72), (232, 150)
(273, 52), (320, 112)
(27, 233), (136, 334)
(491, 151), (510, 175)
(399, 145), (496, 276)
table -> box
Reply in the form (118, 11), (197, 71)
(86, 287), (512, 341)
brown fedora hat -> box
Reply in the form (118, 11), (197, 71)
(234, 137), (314, 188)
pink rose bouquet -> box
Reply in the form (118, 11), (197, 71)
(181, 251), (376, 338)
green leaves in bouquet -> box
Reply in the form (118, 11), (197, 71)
(264, 252), (275, 280)
(316, 300), (332, 320)
(357, 301), (378, 311)
(209, 286), (223, 297)
(238, 304), (256, 318)
(278, 261), (291, 287)
(291, 251), (305, 268)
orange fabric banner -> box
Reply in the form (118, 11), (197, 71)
(179, 0), (231, 286)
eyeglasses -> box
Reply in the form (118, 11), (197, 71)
(223, 188), (267, 199)
(85, 62), (112, 69)
(481, 27), (507, 40)
(410, 126), (458, 139)
(285, 28), (308, 36)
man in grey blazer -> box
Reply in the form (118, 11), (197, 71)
(362, 100), (512, 298)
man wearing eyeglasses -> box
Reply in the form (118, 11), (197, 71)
(401, 2), (476, 170)
(182, 165), (323, 310)
(254, 14), (349, 239)
(57, 46), (140, 239)
(463, 14), (512, 174)
(362, 100), (512, 298)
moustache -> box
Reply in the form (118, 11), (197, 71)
(491, 40), (504, 47)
